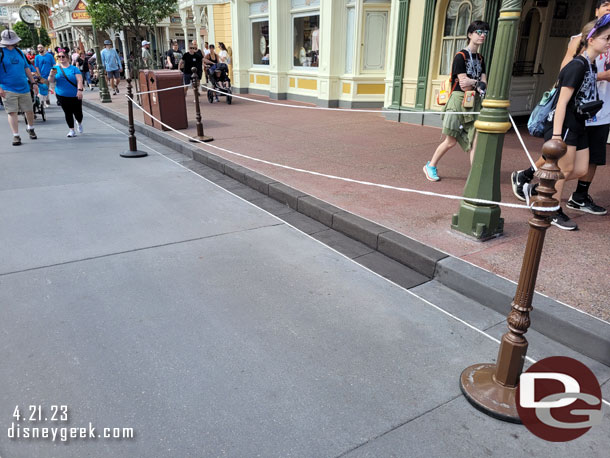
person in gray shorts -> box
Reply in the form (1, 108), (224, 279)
(100, 40), (122, 95)
(0, 30), (39, 146)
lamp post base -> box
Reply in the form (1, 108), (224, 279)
(190, 135), (214, 143)
(120, 150), (148, 158)
(452, 203), (504, 241)
(459, 363), (521, 424)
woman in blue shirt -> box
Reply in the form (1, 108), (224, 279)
(49, 49), (84, 137)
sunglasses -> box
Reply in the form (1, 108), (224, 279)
(475, 30), (489, 37)
(189, 47), (197, 50)
(58, 55), (67, 58)
(588, 14), (610, 39)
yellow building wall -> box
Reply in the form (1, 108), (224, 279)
(213, 3), (233, 49)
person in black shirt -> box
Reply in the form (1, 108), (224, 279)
(76, 51), (92, 90)
(424, 21), (488, 182)
(512, 2), (610, 219)
(179, 43), (203, 95)
(526, 18), (610, 230)
(165, 42), (182, 70)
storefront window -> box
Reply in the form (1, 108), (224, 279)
(291, 0), (320, 69)
(250, 1), (269, 66)
(293, 15), (320, 68)
(440, 0), (485, 75)
(252, 21), (269, 65)
(513, 8), (542, 76)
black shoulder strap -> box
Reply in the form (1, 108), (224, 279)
(59, 65), (78, 88)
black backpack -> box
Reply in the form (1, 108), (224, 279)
(0, 47), (27, 72)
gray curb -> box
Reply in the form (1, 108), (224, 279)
(84, 100), (610, 367)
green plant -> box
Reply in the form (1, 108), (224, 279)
(13, 21), (34, 49)
(87, 0), (177, 62)
(38, 27), (51, 47)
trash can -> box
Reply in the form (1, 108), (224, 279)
(148, 70), (188, 131)
(138, 69), (155, 128)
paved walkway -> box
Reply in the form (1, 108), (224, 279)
(1, 102), (608, 457)
(82, 85), (610, 322)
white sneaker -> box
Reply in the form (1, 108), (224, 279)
(67, 130), (77, 138)
(76, 122), (83, 134)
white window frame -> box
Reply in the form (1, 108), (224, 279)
(344, 1), (356, 75)
(250, 16), (270, 68)
(439, 0), (485, 76)
(291, 5), (320, 71)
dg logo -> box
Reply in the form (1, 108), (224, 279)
(516, 356), (604, 441)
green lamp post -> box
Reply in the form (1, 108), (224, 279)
(92, 24), (112, 103)
(452, 0), (523, 240)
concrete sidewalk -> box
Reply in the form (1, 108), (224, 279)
(0, 102), (608, 457)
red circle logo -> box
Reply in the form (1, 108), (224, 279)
(516, 356), (603, 441)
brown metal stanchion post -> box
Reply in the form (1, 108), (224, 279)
(459, 139), (566, 423)
(190, 67), (213, 143)
(120, 78), (148, 158)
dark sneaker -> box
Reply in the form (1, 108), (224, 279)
(26, 128), (37, 139)
(12, 135), (21, 146)
(566, 194), (607, 215)
(511, 170), (531, 202)
(551, 209), (578, 231)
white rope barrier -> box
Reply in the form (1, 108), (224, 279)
(134, 84), (192, 96)
(129, 82), (541, 176)
(200, 84), (482, 115)
(125, 94), (559, 213)
(508, 113), (537, 171)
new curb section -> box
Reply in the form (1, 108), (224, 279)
(84, 100), (610, 367)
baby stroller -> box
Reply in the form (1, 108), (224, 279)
(206, 63), (232, 104)
(20, 80), (45, 123)
(31, 90), (46, 122)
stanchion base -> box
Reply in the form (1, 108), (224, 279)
(189, 136), (214, 143)
(120, 150), (148, 158)
(460, 363), (521, 424)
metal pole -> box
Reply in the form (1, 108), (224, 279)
(459, 139), (566, 423)
(120, 78), (148, 158)
(92, 24), (112, 103)
(120, 29), (130, 80)
(190, 67), (213, 143)
(452, 0), (522, 239)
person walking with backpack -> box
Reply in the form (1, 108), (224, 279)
(423, 21), (489, 181)
(0, 30), (39, 146)
(48, 49), (84, 137)
(521, 18), (610, 230)
(513, 2), (610, 219)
